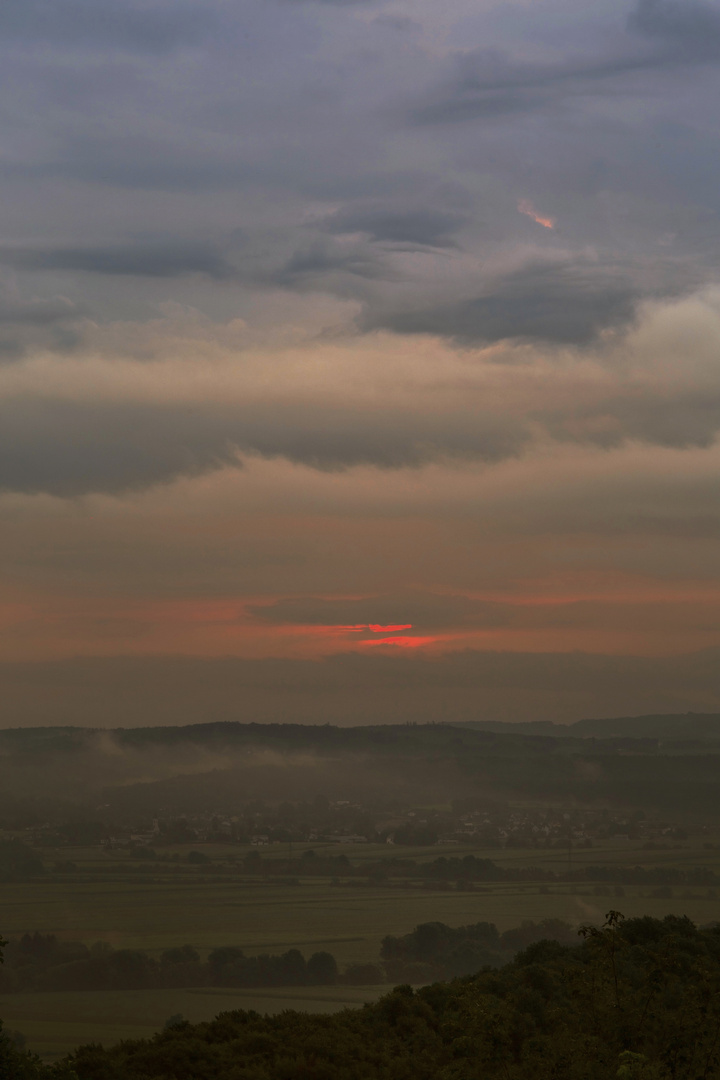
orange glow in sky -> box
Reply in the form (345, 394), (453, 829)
(518, 199), (556, 229)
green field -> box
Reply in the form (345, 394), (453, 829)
(3, 837), (720, 1059)
(4, 838), (720, 960)
(4, 875), (720, 958)
(3, 838), (720, 955)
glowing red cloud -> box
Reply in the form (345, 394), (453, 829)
(518, 199), (555, 229)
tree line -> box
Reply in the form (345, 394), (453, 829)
(0, 934), (340, 993)
(0, 917), (580, 994)
(4, 838), (720, 892)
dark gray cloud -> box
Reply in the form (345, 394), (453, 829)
(364, 259), (641, 346)
(0, 243), (235, 280)
(0, 233), (389, 296)
(6, 360), (720, 496)
(0, 396), (530, 496)
(0, 399), (239, 496)
(0, 133), (260, 192)
(0, 289), (84, 361)
(0, 0), (215, 53)
(372, 14), (421, 32)
(2, 647), (719, 727)
(282, 0), (375, 4)
(628, 0), (720, 60)
(319, 205), (469, 248)
(543, 387), (720, 452)
(412, 0), (720, 126)
(0, 294), (80, 326)
(269, 240), (387, 289)
(410, 50), (662, 126)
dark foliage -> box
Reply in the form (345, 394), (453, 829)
(55, 914), (720, 1080)
(380, 918), (576, 980)
(0, 919), (579, 994)
(0, 935), (75, 1080)
(0, 934), (344, 994)
(0, 1019), (78, 1080)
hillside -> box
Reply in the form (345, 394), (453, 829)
(0, 720), (719, 818)
(456, 711), (720, 743)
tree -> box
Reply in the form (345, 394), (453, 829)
(307, 951), (338, 985)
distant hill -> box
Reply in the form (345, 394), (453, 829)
(451, 720), (568, 736)
(572, 712), (720, 740)
(3, 719), (720, 818)
(454, 713), (720, 742)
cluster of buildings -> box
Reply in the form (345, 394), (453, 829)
(5, 799), (697, 853)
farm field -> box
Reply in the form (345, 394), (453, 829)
(3, 838), (720, 960)
(4, 875), (720, 959)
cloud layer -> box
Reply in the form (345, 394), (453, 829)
(2, 0), (720, 722)
(4, 648), (720, 727)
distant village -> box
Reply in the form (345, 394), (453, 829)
(7, 797), (697, 853)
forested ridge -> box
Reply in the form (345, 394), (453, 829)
(7, 913), (720, 1079)
(4, 718), (720, 817)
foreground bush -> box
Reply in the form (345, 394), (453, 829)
(0, 1021), (76, 1080)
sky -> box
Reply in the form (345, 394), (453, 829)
(3, 0), (720, 726)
